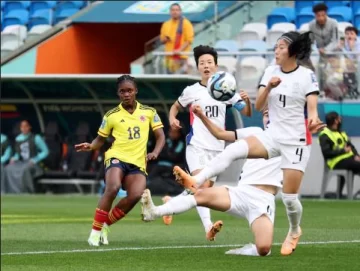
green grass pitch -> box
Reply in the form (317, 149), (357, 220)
(1, 195), (360, 271)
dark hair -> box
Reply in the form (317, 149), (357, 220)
(170, 3), (181, 9)
(21, 119), (31, 126)
(116, 75), (137, 89)
(193, 45), (218, 67)
(281, 31), (313, 61)
(312, 3), (328, 13)
(325, 111), (339, 126)
(345, 26), (358, 35)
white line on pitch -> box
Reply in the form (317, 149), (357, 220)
(2, 240), (360, 256)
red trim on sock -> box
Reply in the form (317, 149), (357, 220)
(92, 208), (108, 231)
(106, 207), (125, 226)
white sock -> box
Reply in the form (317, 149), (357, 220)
(91, 229), (101, 235)
(246, 244), (261, 256)
(196, 206), (213, 232)
(282, 193), (302, 235)
(194, 140), (249, 184)
(154, 195), (197, 217)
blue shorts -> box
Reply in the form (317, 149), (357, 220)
(105, 158), (146, 177)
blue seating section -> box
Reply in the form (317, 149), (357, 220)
(268, 1), (360, 29)
(1, 1), (87, 30)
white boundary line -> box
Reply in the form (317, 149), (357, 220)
(2, 240), (360, 256)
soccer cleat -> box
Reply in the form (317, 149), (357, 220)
(100, 224), (110, 245)
(141, 189), (156, 222)
(280, 227), (302, 256)
(173, 166), (198, 194)
(162, 196), (173, 225)
(88, 230), (101, 247)
(206, 220), (223, 241)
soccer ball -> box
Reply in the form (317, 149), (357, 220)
(207, 71), (237, 102)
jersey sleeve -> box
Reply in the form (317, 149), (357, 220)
(150, 110), (164, 131)
(98, 115), (112, 137)
(177, 86), (194, 107)
(258, 66), (274, 88)
(304, 70), (320, 96)
(235, 127), (263, 140)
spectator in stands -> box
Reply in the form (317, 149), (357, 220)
(319, 112), (360, 198)
(148, 127), (185, 182)
(309, 3), (338, 54)
(1, 133), (12, 193)
(160, 3), (194, 74)
(4, 120), (49, 194)
(334, 27), (360, 61)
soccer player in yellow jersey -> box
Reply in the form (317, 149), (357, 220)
(75, 75), (165, 246)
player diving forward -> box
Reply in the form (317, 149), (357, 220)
(142, 106), (324, 256)
(75, 75), (165, 246)
(167, 45), (252, 240)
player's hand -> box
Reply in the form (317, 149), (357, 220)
(74, 142), (92, 152)
(146, 152), (158, 161)
(267, 77), (281, 89)
(170, 118), (182, 130)
(344, 145), (353, 153)
(355, 155), (360, 161)
(192, 105), (203, 117)
(239, 91), (250, 101)
(307, 117), (326, 134)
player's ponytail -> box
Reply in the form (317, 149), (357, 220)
(280, 31), (313, 61)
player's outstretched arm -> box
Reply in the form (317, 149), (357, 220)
(169, 101), (183, 130)
(306, 94), (326, 134)
(75, 135), (106, 152)
(192, 105), (236, 142)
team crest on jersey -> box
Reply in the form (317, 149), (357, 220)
(311, 73), (317, 83)
(140, 115), (146, 122)
(112, 159), (120, 164)
(153, 114), (160, 123)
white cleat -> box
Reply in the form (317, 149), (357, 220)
(225, 243), (271, 256)
(88, 230), (101, 247)
(100, 224), (110, 245)
(141, 189), (156, 222)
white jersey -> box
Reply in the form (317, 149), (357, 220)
(259, 65), (319, 146)
(235, 127), (282, 188)
(178, 82), (245, 151)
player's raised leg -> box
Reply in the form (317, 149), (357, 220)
(89, 167), (124, 246)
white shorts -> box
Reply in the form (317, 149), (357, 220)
(253, 129), (311, 172)
(225, 184), (276, 226)
(186, 144), (221, 184)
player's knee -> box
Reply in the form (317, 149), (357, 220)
(256, 244), (271, 256)
(127, 190), (143, 203)
(104, 184), (121, 198)
(282, 193), (299, 208)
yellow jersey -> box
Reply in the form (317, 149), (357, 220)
(98, 102), (164, 172)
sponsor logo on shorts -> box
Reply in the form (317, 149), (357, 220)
(112, 159), (120, 164)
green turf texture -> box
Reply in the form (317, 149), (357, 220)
(1, 195), (360, 271)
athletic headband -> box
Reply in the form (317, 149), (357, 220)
(278, 34), (294, 44)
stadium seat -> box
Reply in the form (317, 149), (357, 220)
(1, 1), (5, 10)
(240, 40), (268, 52)
(26, 24), (52, 42)
(3, 9), (29, 28)
(271, 22), (296, 32)
(296, 7), (315, 28)
(1, 11), (3, 31)
(352, 1), (360, 13)
(1, 25), (27, 45)
(237, 22), (267, 46)
(337, 22), (353, 36)
(29, 1), (57, 15)
(324, 1), (349, 8)
(354, 10), (360, 29)
(4, 1), (30, 13)
(1, 40), (24, 58)
(214, 40), (239, 53)
(295, 1), (316, 14)
(58, 1), (86, 9)
(54, 7), (79, 24)
(267, 7), (296, 29)
(328, 6), (352, 22)
(29, 9), (53, 28)
(217, 57), (237, 75)
(298, 23), (310, 33)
